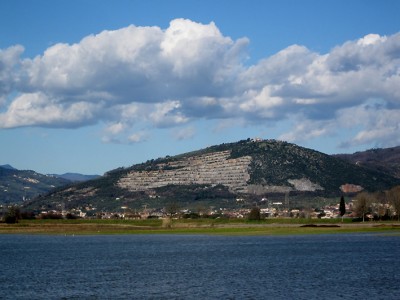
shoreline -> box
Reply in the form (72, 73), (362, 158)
(1, 220), (400, 236)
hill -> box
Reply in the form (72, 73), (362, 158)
(0, 166), (71, 205)
(0, 166), (101, 205)
(0, 164), (17, 170)
(24, 139), (400, 212)
(334, 146), (400, 179)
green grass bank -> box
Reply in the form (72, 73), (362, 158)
(1, 218), (400, 236)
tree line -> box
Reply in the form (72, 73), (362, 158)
(352, 185), (400, 221)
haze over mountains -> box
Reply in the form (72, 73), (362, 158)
(15, 139), (400, 212)
(51, 173), (101, 182)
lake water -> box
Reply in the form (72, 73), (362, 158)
(1, 233), (399, 299)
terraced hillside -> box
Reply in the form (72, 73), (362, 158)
(118, 150), (251, 193)
(24, 139), (400, 211)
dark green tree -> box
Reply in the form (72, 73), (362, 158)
(339, 196), (346, 222)
(248, 207), (261, 220)
(3, 206), (21, 224)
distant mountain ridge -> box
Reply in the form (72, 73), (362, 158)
(53, 173), (101, 182)
(0, 166), (71, 205)
(0, 165), (100, 204)
(0, 164), (17, 170)
(24, 139), (400, 212)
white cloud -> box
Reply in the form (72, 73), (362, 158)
(128, 131), (148, 143)
(0, 92), (101, 128)
(148, 100), (188, 127)
(173, 126), (195, 141)
(161, 19), (231, 77)
(104, 122), (126, 135)
(241, 45), (316, 89)
(337, 102), (400, 148)
(280, 100), (400, 149)
(357, 33), (387, 46)
(239, 86), (284, 118)
(0, 19), (399, 150)
(279, 118), (334, 143)
(0, 45), (24, 105)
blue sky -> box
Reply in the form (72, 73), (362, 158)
(1, 0), (399, 175)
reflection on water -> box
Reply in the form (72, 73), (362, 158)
(1, 234), (399, 299)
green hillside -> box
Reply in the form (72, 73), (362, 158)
(23, 139), (400, 212)
(0, 167), (70, 205)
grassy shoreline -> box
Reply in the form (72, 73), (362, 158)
(1, 219), (400, 236)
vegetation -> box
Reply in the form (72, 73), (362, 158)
(248, 207), (261, 220)
(1, 218), (399, 236)
(0, 167), (70, 205)
(339, 195), (346, 221)
(354, 192), (372, 222)
(165, 202), (180, 217)
(18, 139), (400, 212)
(2, 206), (21, 224)
(335, 146), (400, 179)
(243, 140), (399, 193)
(387, 186), (400, 221)
(344, 187), (400, 222)
(3, 186), (400, 235)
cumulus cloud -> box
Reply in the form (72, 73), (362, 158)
(0, 45), (24, 106)
(0, 18), (399, 149)
(337, 101), (400, 148)
(0, 92), (102, 128)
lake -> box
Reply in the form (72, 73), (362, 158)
(1, 233), (399, 299)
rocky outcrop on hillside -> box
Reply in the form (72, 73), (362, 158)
(288, 178), (324, 192)
(340, 183), (364, 193)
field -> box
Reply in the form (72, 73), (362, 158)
(1, 218), (400, 236)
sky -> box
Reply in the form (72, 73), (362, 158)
(1, 0), (399, 175)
